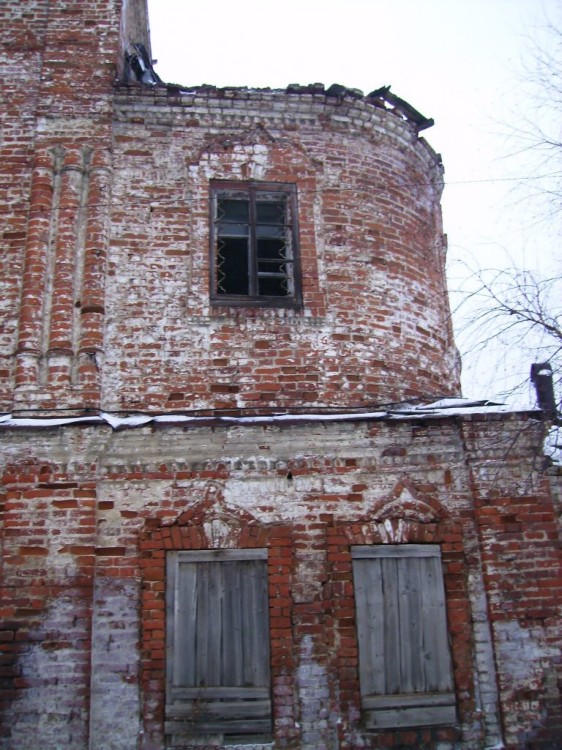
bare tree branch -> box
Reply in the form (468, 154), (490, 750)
(452, 20), (562, 414)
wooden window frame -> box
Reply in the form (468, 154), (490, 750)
(351, 544), (456, 730)
(209, 181), (302, 308)
(165, 549), (272, 745)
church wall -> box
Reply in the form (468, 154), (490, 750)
(1, 413), (560, 749)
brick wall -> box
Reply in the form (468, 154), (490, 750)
(3, 78), (461, 415)
(0, 1), (49, 408)
(1, 413), (560, 749)
(462, 417), (562, 747)
(0, 0), (142, 415)
(1, 2), (561, 748)
(98, 84), (460, 413)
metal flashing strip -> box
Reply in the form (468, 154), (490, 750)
(0, 399), (531, 431)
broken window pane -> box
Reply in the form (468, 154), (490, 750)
(210, 182), (301, 306)
(217, 237), (249, 295)
(257, 238), (286, 259)
(256, 198), (285, 225)
(219, 198), (249, 223)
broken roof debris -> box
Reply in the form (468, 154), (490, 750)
(126, 42), (161, 85)
(125, 67), (435, 136)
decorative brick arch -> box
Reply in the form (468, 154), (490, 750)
(138, 489), (298, 749)
(370, 476), (450, 524)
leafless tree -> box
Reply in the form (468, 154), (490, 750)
(453, 18), (562, 425)
(454, 265), (561, 408)
(504, 19), (562, 232)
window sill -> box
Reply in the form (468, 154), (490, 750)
(210, 295), (303, 310)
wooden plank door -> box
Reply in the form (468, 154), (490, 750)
(166, 549), (271, 743)
(352, 545), (456, 729)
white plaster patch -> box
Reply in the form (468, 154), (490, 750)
(7, 596), (91, 750)
(296, 635), (335, 749)
(378, 517), (407, 542)
(89, 577), (141, 750)
(495, 620), (557, 688)
(465, 559), (503, 747)
(203, 518), (236, 547)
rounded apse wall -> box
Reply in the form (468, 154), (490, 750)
(105, 84), (461, 412)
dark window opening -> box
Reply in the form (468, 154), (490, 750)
(210, 182), (301, 307)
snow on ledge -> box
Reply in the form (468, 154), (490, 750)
(0, 399), (532, 431)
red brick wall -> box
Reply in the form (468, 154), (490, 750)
(0, 459), (96, 749)
(462, 417), (562, 748)
(3, 80), (460, 414)
(0, 1), (50, 408)
(1, 3), (560, 750)
(2, 414), (559, 749)
(101, 85), (459, 413)
(139, 499), (297, 750)
(0, 0), (144, 414)
(138, 495), (470, 750)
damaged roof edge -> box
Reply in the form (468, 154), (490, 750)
(122, 55), (435, 135)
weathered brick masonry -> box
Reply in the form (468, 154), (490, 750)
(101, 80), (458, 413)
(1, 1), (561, 749)
(1, 415), (561, 749)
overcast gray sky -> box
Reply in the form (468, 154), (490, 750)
(147, 0), (561, 405)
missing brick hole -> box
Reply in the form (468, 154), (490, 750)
(286, 471), (293, 481)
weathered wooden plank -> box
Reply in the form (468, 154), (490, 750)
(166, 549), (272, 736)
(205, 561), (223, 685)
(363, 692), (456, 709)
(247, 559), (270, 688)
(352, 544), (456, 730)
(194, 562), (211, 686)
(353, 557), (385, 696)
(175, 549), (268, 563)
(398, 555), (424, 693)
(223, 560), (244, 686)
(365, 703), (457, 729)
(382, 557), (401, 695)
(166, 698), (271, 719)
(422, 553), (453, 692)
(165, 718), (271, 734)
(167, 686), (270, 700)
(352, 544), (440, 559)
(174, 558), (199, 688)
(241, 560), (256, 688)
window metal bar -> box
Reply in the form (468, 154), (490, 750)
(210, 181), (301, 307)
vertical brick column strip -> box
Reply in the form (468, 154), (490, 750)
(76, 149), (111, 402)
(46, 147), (86, 388)
(14, 148), (56, 391)
(462, 417), (562, 746)
(291, 519), (334, 747)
